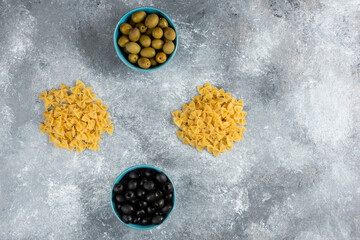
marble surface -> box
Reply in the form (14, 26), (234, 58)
(1, 0), (360, 239)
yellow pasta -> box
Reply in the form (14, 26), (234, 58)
(172, 82), (247, 157)
(39, 80), (113, 153)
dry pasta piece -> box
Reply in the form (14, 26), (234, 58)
(39, 80), (114, 152)
(172, 82), (247, 157)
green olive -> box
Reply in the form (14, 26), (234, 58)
(117, 35), (129, 47)
(163, 41), (175, 54)
(125, 42), (141, 54)
(158, 18), (169, 28)
(155, 52), (167, 63)
(135, 23), (147, 33)
(128, 54), (139, 64)
(151, 39), (164, 50)
(131, 11), (147, 23)
(138, 57), (151, 69)
(129, 28), (140, 42)
(119, 23), (132, 35)
(146, 28), (153, 36)
(145, 14), (159, 29)
(139, 35), (151, 47)
(163, 37), (172, 43)
(150, 58), (158, 66)
(128, 18), (136, 27)
(152, 27), (163, 39)
(163, 27), (176, 41)
(140, 47), (156, 58)
(123, 47), (130, 54)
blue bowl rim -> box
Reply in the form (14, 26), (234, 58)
(110, 164), (176, 230)
(113, 7), (178, 72)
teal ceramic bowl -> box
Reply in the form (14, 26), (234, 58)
(110, 164), (176, 230)
(114, 7), (178, 72)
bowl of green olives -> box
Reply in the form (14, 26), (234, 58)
(110, 164), (176, 230)
(114, 7), (178, 71)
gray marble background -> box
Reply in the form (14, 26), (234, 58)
(1, 0), (359, 239)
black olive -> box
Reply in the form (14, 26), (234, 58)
(115, 194), (126, 203)
(141, 216), (152, 225)
(162, 182), (174, 193)
(139, 168), (146, 176)
(138, 200), (148, 208)
(128, 170), (141, 179)
(125, 191), (135, 201)
(143, 180), (155, 191)
(136, 209), (145, 217)
(133, 216), (142, 224)
(146, 206), (155, 215)
(128, 180), (138, 190)
(152, 215), (164, 225)
(155, 173), (167, 184)
(161, 204), (173, 214)
(116, 204), (122, 210)
(155, 211), (164, 216)
(138, 177), (147, 186)
(154, 198), (165, 209)
(120, 204), (134, 215)
(121, 214), (133, 224)
(155, 191), (161, 198)
(164, 193), (173, 202)
(120, 179), (128, 187)
(144, 169), (154, 177)
(113, 183), (124, 194)
(145, 191), (159, 202)
(130, 198), (138, 205)
(155, 190), (164, 198)
(135, 188), (146, 198)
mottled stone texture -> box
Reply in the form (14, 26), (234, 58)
(0, 0), (359, 239)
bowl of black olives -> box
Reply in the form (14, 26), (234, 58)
(114, 7), (178, 71)
(111, 165), (176, 230)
